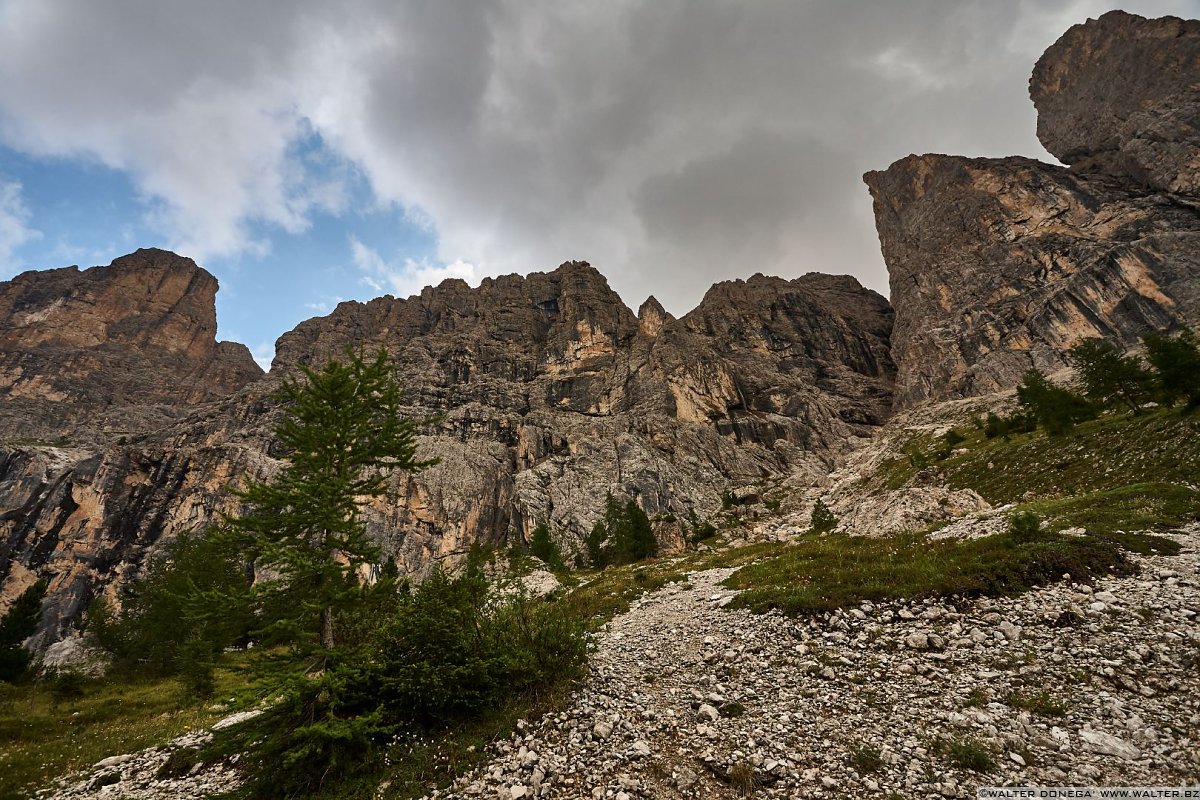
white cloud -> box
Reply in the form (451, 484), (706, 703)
(248, 340), (275, 371)
(350, 236), (476, 298)
(0, 0), (1196, 308)
(0, 179), (40, 271)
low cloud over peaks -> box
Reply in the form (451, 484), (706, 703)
(1, 0), (1195, 315)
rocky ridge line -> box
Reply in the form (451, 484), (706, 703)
(0, 259), (894, 647)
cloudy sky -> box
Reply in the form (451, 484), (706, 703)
(0, 0), (1196, 366)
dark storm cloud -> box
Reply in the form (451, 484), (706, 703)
(0, 0), (1196, 311)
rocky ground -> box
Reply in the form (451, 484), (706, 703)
(432, 527), (1200, 799)
(40, 526), (1199, 800)
(36, 711), (258, 800)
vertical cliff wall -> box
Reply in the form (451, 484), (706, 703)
(867, 11), (1200, 408)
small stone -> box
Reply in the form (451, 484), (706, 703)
(697, 704), (720, 722)
(905, 632), (929, 650)
(674, 767), (698, 790)
(1010, 752), (1026, 766)
(1079, 729), (1140, 759)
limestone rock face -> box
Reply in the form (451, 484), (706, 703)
(869, 10), (1200, 409)
(0, 257), (894, 645)
(264, 262), (895, 566)
(865, 154), (1200, 407)
(1031, 10), (1200, 193)
(0, 248), (263, 443)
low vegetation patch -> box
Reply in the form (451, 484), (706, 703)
(847, 743), (884, 774)
(932, 736), (996, 772)
(0, 664), (255, 800)
(561, 563), (689, 628)
(1004, 689), (1068, 717)
(941, 410), (1200, 505)
(1021, 483), (1194, 554)
(721, 522), (1147, 616)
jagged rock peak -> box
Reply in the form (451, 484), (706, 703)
(1031, 10), (1200, 193)
(272, 259), (636, 371)
(0, 248), (263, 442)
(636, 296), (672, 337)
(683, 272), (893, 346)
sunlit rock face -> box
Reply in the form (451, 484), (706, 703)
(0, 248), (262, 444)
(0, 255), (894, 646)
(866, 154), (1200, 408)
(868, 10), (1200, 410)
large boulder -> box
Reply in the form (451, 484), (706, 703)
(1031, 10), (1200, 194)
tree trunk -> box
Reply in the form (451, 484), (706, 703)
(320, 606), (335, 650)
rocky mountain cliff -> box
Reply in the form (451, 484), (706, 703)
(5, 9), (1200, 651)
(868, 10), (1200, 408)
(0, 249), (263, 443)
(1031, 10), (1200, 194)
(0, 257), (893, 646)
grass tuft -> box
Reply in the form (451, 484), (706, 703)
(932, 736), (996, 772)
(1004, 689), (1068, 717)
(848, 743), (884, 773)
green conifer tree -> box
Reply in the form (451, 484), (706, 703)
(810, 499), (837, 533)
(529, 520), (565, 571)
(1069, 339), (1154, 414)
(1016, 368), (1096, 435)
(585, 493), (657, 568)
(0, 579), (47, 682)
(88, 530), (251, 676)
(228, 349), (434, 653)
(616, 499), (657, 563)
(1144, 328), (1200, 409)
